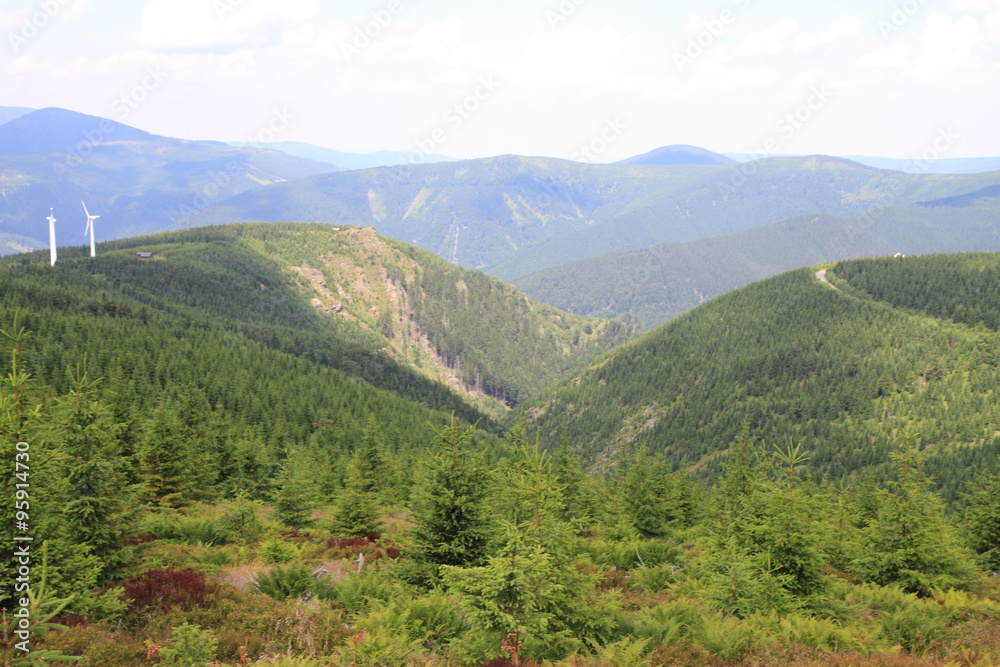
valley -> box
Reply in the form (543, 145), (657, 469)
(3, 106), (1000, 667)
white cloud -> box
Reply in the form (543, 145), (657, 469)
(6, 55), (38, 74)
(733, 19), (798, 58)
(791, 69), (829, 87)
(948, 0), (1000, 12)
(986, 10), (1000, 40)
(909, 12), (986, 84)
(793, 14), (862, 53)
(856, 43), (913, 69)
(135, 0), (320, 53)
(398, 18), (482, 67)
(497, 28), (643, 97)
(0, 0), (95, 34)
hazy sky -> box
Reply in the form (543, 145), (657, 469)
(1, 0), (998, 161)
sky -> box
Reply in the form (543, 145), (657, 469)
(0, 0), (998, 161)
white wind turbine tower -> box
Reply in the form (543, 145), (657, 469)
(47, 209), (57, 266)
(82, 201), (99, 258)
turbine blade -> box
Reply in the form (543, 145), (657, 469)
(81, 200), (90, 217)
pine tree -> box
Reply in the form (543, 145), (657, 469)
(442, 436), (618, 661)
(271, 450), (317, 529)
(410, 416), (491, 571)
(554, 431), (586, 524)
(748, 442), (827, 599)
(140, 400), (193, 508)
(622, 445), (672, 538)
(963, 473), (1000, 570)
(357, 414), (396, 501)
(51, 364), (138, 582)
(853, 433), (978, 595)
(332, 455), (382, 537)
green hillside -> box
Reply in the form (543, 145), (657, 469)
(514, 204), (1000, 328)
(7, 222), (632, 415)
(5, 235), (1000, 666)
(512, 255), (1000, 499)
(186, 155), (1000, 277)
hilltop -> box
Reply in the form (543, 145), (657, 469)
(616, 144), (736, 166)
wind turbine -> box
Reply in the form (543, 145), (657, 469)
(47, 209), (57, 266)
(82, 200), (98, 258)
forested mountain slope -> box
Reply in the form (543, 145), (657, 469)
(514, 204), (1000, 328)
(5, 223), (632, 414)
(513, 254), (1000, 499)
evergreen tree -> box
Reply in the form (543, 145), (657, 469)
(442, 438), (618, 661)
(748, 442), (827, 599)
(332, 455), (382, 537)
(357, 414), (397, 501)
(410, 416), (491, 571)
(963, 473), (1000, 570)
(622, 445), (674, 538)
(140, 401), (193, 508)
(852, 433), (978, 595)
(271, 450), (318, 528)
(51, 364), (138, 582)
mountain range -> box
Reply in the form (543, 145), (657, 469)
(2, 105), (999, 334)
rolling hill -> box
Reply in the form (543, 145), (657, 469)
(6, 222), (633, 415)
(511, 253), (1000, 499)
(513, 202), (1000, 328)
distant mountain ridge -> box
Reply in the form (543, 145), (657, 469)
(230, 140), (457, 170)
(0, 107), (157, 153)
(725, 151), (1000, 175)
(616, 144), (735, 166)
(183, 153), (1000, 278)
(0, 107), (339, 244)
(0, 106), (34, 126)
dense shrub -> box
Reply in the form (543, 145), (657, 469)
(119, 568), (210, 615)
